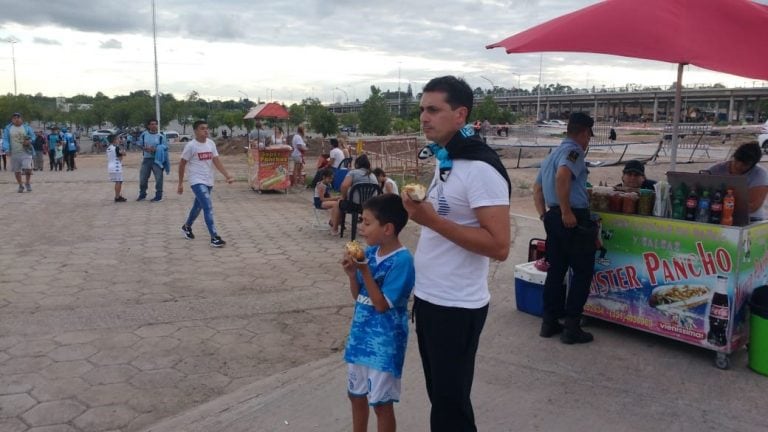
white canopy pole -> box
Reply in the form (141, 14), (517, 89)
(670, 63), (684, 172)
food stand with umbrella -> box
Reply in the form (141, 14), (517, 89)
(488, 0), (768, 368)
(243, 102), (292, 192)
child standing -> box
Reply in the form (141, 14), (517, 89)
(54, 141), (64, 171)
(106, 134), (126, 202)
(177, 120), (235, 248)
(341, 194), (415, 432)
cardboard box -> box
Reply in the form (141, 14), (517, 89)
(514, 261), (546, 317)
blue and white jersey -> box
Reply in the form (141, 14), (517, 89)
(344, 246), (415, 377)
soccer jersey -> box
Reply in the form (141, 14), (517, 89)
(344, 246), (415, 377)
(106, 144), (122, 173)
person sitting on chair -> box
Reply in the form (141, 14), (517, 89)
(330, 154), (378, 235)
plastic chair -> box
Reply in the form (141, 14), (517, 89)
(312, 207), (330, 231)
(339, 183), (382, 240)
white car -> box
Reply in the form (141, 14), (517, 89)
(545, 119), (567, 126)
(163, 130), (191, 143)
(758, 120), (768, 154)
(91, 129), (116, 141)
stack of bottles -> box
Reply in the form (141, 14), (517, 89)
(670, 182), (735, 225)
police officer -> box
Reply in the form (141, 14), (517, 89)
(533, 112), (596, 344)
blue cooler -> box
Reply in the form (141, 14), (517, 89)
(514, 261), (547, 317)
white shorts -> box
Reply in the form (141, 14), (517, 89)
(291, 154), (304, 164)
(347, 363), (401, 406)
(11, 155), (33, 172)
(109, 172), (124, 182)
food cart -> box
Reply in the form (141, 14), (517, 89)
(248, 145), (292, 192)
(584, 172), (767, 369)
(243, 102), (292, 193)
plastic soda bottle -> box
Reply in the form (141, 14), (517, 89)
(684, 188), (698, 221)
(671, 185), (685, 219)
(707, 275), (730, 347)
(709, 188), (723, 224)
(721, 188), (735, 226)
(696, 189), (711, 223)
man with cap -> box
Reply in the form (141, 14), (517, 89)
(617, 160), (656, 189)
(2, 112), (36, 192)
(533, 112), (597, 344)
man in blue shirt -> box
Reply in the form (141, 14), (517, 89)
(533, 112), (597, 344)
(137, 118), (166, 202)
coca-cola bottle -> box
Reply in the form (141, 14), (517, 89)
(707, 275), (730, 347)
(684, 189), (698, 221)
(709, 188), (723, 224)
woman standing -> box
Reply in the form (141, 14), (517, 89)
(291, 125), (307, 187)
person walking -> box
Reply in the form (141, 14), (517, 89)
(137, 118), (166, 201)
(178, 120), (235, 248)
(47, 127), (61, 171)
(2, 113), (36, 192)
(403, 76), (511, 432)
(533, 112), (597, 344)
(32, 130), (46, 171)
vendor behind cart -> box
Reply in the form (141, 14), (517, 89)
(615, 160), (656, 190)
(249, 121), (272, 149)
(708, 141), (768, 222)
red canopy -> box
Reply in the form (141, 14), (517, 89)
(487, 0), (768, 81)
(487, 0), (768, 168)
(243, 102), (290, 120)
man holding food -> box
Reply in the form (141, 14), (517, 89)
(403, 75), (510, 432)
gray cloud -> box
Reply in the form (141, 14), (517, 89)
(100, 39), (122, 49)
(33, 37), (60, 45)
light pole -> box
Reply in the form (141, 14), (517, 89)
(238, 90), (249, 101)
(334, 87), (348, 103)
(151, 0), (161, 125)
(511, 72), (521, 90)
(480, 75), (495, 95)
(2, 37), (18, 95)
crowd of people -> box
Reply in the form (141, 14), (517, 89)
(6, 72), (767, 432)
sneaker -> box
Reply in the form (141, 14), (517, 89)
(210, 236), (226, 248)
(560, 320), (594, 344)
(25, 183), (31, 192)
(539, 321), (564, 338)
(181, 225), (195, 240)
(17, 185), (24, 193)
(114, 196), (127, 202)
(136, 194), (147, 201)
(150, 196), (163, 202)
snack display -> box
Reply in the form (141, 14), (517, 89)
(345, 241), (366, 262)
(649, 284), (710, 308)
(403, 184), (427, 202)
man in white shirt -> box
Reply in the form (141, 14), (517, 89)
(329, 138), (346, 168)
(178, 120), (235, 248)
(403, 76), (511, 432)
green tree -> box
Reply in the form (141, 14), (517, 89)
(310, 108), (339, 137)
(472, 95), (502, 123)
(339, 112), (359, 128)
(359, 86), (391, 136)
(288, 103), (306, 128)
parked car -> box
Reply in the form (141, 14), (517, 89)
(91, 129), (116, 141)
(340, 125), (357, 133)
(163, 130), (191, 143)
(758, 120), (768, 154)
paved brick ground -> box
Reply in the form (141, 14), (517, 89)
(0, 151), (387, 431)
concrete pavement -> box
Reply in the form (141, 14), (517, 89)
(1, 151), (766, 432)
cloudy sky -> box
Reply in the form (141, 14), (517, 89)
(1, 0), (767, 103)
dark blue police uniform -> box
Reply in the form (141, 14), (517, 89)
(535, 137), (596, 326)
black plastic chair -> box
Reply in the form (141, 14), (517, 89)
(339, 183), (382, 240)
(339, 157), (353, 169)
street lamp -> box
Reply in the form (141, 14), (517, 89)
(334, 87), (348, 103)
(511, 72), (521, 90)
(151, 0), (161, 125)
(238, 90), (249, 101)
(480, 75), (495, 94)
(2, 37), (18, 95)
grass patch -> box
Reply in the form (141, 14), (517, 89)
(627, 131), (660, 136)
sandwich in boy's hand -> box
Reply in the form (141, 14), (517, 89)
(403, 183), (426, 202)
(345, 241), (366, 262)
